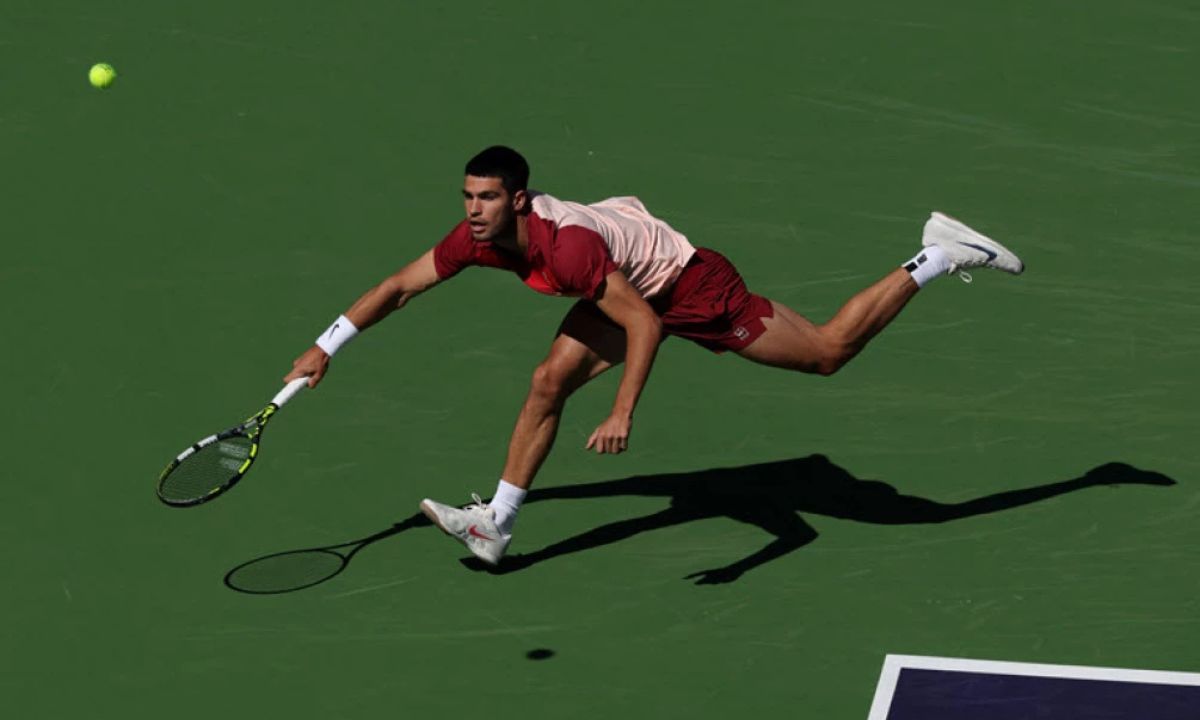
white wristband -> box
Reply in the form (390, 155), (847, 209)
(315, 314), (359, 356)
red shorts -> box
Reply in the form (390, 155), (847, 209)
(562, 248), (773, 353)
(652, 248), (774, 352)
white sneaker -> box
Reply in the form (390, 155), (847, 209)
(922, 211), (1025, 279)
(419, 493), (511, 566)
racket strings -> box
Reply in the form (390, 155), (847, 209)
(159, 436), (254, 503)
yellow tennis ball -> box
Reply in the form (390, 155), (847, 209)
(89, 63), (117, 89)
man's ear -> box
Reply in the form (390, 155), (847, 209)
(512, 189), (529, 213)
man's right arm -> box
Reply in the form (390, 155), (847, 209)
(284, 249), (443, 387)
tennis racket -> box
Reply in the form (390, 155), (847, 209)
(156, 376), (310, 507)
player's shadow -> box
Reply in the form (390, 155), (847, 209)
(225, 456), (1173, 591)
(465, 456), (1175, 584)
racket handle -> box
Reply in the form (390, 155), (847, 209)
(271, 377), (310, 408)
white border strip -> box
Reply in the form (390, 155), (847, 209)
(868, 654), (1200, 720)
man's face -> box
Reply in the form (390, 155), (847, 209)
(462, 175), (523, 242)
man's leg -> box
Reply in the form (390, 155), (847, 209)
(500, 302), (626, 489)
(737, 268), (918, 375)
(737, 211), (1025, 374)
(419, 301), (625, 565)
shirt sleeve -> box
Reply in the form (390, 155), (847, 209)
(551, 226), (618, 300)
(432, 221), (477, 280)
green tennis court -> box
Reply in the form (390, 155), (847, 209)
(5, 1), (1197, 716)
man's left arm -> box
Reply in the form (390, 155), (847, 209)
(586, 270), (663, 454)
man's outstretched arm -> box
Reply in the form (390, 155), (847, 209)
(586, 270), (663, 454)
(284, 249), (442, 387)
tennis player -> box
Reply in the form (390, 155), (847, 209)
(284, 146), (1024, 566)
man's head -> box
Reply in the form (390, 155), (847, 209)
(462, 145), (529, 242)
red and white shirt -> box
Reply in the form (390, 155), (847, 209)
(433, 192), (696, 300)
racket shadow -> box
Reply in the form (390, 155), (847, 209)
(224, 514), (430, 594)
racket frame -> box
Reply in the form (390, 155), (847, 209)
(156, 377), (308, 507)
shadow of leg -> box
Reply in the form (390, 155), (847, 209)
(461, 505), (699, 575)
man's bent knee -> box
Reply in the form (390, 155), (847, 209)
(814, 357), (844, 377)
(530, 351), (599, 405)
(813, 330), (856, 376)
(529, 361), (571, 403)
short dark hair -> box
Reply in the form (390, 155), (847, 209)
(465, 145), (529, 193)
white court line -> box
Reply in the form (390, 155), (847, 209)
(867, 654), (1200, 720)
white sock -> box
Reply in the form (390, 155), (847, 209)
(490, 479), (527, 536)
(903, 245), (950, 288)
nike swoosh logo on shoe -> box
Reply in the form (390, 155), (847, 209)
(958, 241), (998, 261)
(467, 525), (496, 542)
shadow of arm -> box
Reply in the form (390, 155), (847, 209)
(685, 507), (819, 585)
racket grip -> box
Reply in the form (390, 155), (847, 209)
(272, 376), (310, 408)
